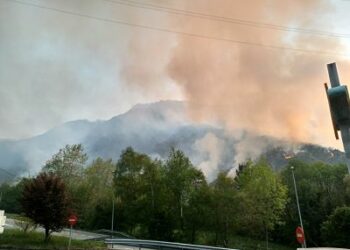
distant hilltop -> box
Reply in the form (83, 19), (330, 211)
(0, 100), (347, 183)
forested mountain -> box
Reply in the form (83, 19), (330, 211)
(0, 100), (347, 183)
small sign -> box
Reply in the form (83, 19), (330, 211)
(295, 226), (305, 245)
(0, 210), (6, 234)
(68, 214), (78, 226)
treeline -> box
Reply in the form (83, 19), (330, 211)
(1, 144), (350, 247)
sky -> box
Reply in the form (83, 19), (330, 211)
(0, 0), (183, 139)
(1, 0), (350, 151)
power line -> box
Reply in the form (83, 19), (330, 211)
(106, 0), (350, 39)
(4, 0), (350, 58)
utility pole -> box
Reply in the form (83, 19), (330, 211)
(111, 196), (115, 238)
(291, 166), (307, 248)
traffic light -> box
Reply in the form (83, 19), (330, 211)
(325, 84), (350, 138)
(325, 63), (350, 162)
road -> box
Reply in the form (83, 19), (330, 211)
(4, 218), (108, 240)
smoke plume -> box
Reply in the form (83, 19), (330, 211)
(123, 0), (349, 148)
(167, 0), (348, 145)
(194, 132), (225, 181)
(120, 0), (350, 171)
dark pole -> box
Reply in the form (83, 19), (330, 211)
(291, 166), (307, 248)
(111, 197), (115, 238)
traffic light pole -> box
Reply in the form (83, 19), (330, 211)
(340, 125), (350, 174)
(326, 63), (350, 174)
(291, 166), (307, 248)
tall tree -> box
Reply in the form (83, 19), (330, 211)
(114, 147), (155, 235)
(0, 178), (28, 213)
(211, 172), (237, 247)
(236, 160), (287, 240)
(164, 148), (205, 241)
(279, 160), (348, 246)
(42, 144), (87, 213)
(184, 177), (211, 243)
(78, 158), (115, 229)
(21, 173), (69, 241)
(137, 158), (170, 240)
(42, 144), (87, 183)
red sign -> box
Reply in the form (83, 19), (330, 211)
(295, 226), (305, 244)
(68, 214), (78, 226)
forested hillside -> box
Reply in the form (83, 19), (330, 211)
(1, 144), (350, 248)
(0, 101), (347, 184)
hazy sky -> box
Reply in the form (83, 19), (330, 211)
(0, 0), (183, 139)
(1, 0), (350, 149)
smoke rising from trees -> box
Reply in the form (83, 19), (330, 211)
(123, 0), (349, 150)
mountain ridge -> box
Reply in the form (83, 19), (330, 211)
(0, 100), (347, 183)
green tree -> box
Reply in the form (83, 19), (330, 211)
(114, 147), (160, 236)
(278, 160), (347, 246)
(321, 206), (350, 247)
(211, 172), (237, 246)
(137, 159), (170, 240)
(114, 148), (174, 239)
(343, 175), (350, 204)
(185, 181), (211, 243)
(42, 144), (88, 214)
(78, 158), (115, 229)
(21, 173), (70, 241)
(42, 144), (87, 185)
(0, 178), (28, 213)
(164, 148), (205, 241)
(236, 160), (287, 240)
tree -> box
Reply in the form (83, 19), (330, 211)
(42, 144), (87, 213)
(235, 160), (287, 240)
(164, 148), (205, 241)
(278, 160), (348, 246)
(184, 178), (211, 243)
(42, 144), (87, 186)
(21, 173), (70, 241)
(114, 148), (171, 239)
(0, 178), (28, 213)
(114, 147), (156, 235)
(211, 172), (237, 246)
(321, 207), (350, 247)
(343, 174), (350, 203)
(137, 158), (170, 240)
(78, 157), (115, 229)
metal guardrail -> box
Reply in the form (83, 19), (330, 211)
(97, 229), (134, 239)
(105, 239), (239, 250)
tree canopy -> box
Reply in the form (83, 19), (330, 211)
(21, 173), (69, 241)
(3, 144), (350, 248)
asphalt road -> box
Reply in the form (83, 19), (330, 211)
(4, 218), (107, 240)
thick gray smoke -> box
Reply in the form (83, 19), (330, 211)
(2, 0), (350, 180)
(0, 0), (181, 139)
(121, 0), (350, 174)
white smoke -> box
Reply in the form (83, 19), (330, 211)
(194, 132), (225, 181)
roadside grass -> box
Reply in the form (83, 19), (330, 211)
(227, 235), (294, 250)
(0, 229), (106, 249)
(196, 232), (294, 250)
(0, 227), (294, 250)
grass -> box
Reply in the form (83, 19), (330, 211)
(227, 234), (294, 250)
(0, 229), (106, 249)
(0, 225), (294, 250)
(196, 232), (294, 250)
